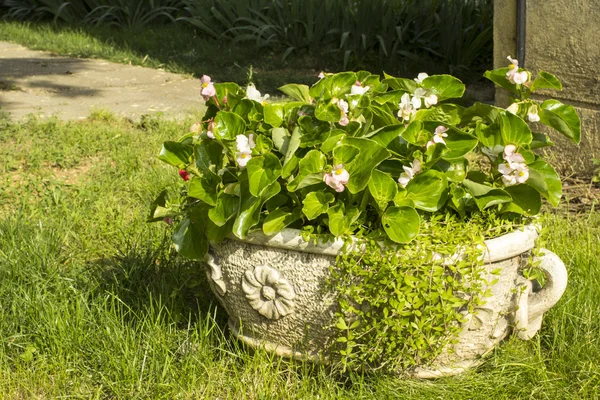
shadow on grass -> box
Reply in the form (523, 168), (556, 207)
(87, 232), (229, 329)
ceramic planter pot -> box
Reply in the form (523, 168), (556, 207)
(204, 225), (567, 378)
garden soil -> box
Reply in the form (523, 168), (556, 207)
(0, 41), (204, 121)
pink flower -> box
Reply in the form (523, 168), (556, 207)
(318, 72), (325, 79)
(331, 164), (350, 184)
(323, 173), (345, 192)
(206, 120), (216, 139)
(200, 74), (216, 100)
(179, 170), (190, 181)
(339, 116), (349, 126)
(427, 126), (448, 148)
(505, 56), (529, 85)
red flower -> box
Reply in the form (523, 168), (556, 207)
(179, 170), (190, 181)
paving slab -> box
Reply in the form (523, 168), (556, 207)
(0, 41), (205, 121)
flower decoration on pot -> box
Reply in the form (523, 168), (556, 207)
(241, 265), (296, 320)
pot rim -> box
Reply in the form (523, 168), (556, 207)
(226, 224), (538, 263)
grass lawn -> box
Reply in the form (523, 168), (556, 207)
(0, 112), (598, 398)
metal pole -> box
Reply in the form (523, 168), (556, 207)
(516, 0), (527, 67)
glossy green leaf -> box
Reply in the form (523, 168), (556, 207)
(195, 139), (223, 174)
(172, 215), (207, 260)
(483, 68), (519, 96)
(433, 158), (467, 182)
(382, 206), (420, 243)
(498, 111), (532, 146)
(284, 126), (302, 165)
(531, 71), (562, 92)
(208, 192), (239, 226)
(159, 141), (193, 167)
(333, 145), (360, 166)
(272, 127), (290, 154)
(327, 203), (360, 236)
(368, 170), (398, 209)
(526, 160), (562, 207)
(462, 179), (512, 210)
(502, 185), (541, 215)
(341, 137), (391, 193)
(530, 132), (554, 150)
(188, 174), (220, 206)
(263, 208), (302, 236)
(232, 179), (280, 239)
(246, 153), (282, 197)
(278, 84), (312, 103)
(539, 99), (581, 144)
(213, 111), (247, 140)
(287, 150), (327, 191)
(421, 75), (465, 101)
(405, 170), (448, 212)
(401, 121), (429, 146)
(264, 104), (285, 127)
(415, 104), (462, 125)
(302, 192), (335, 220)
(315, 98), (343, 122)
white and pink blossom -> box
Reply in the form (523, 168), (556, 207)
(323, 164), (350, 192)
(413, 87), (438, 108)
(527, 105), (540, 122)
(414, 72), (429, 84)
(397, 93), (418, 122)
(246, 84), (270, 104)
(398, 159), (421, 188)
(200, 75), (216, 100)
(505, 56), (529, 85)
(427, 126), (448, 148)
(351, 81), (370, 95)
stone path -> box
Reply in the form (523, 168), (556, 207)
(0, 41), (204, 121)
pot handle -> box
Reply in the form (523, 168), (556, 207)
(514, 248), (568, 340)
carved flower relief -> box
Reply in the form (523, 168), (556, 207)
(205, 252), (227, 297)
(242, 265), (296, 320)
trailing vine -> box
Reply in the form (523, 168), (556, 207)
(328, 211), (526, 374)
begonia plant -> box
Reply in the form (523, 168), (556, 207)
(150, 59), (581, 260)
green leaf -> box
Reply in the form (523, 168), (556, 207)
(421, 75), (465, 101)
(433, 158), (467, 182)
(416, 104), (462, 125)
(321, 132), (346, 153)
(330, 72), (357, 97)
(342, 137), (391, 193)
(539, 99), (581, 144)
(381, 76), (418, 92)
(246, 154), (282, 197)
(405, 170), (448, 212)
(302, 192), (335, 220)
(287, 150), (327, 191)
(527, 160), (562, 207)
(483, 68), (519, 96)
(327, 203), (360, 236)
(498, 111), (533, 146)
(148, 190), (169, 222)
(315, 98), (343, 122)
(531, 71), (562, 91)
(278, 84), (312, 103)
(188, 174), (220, 206)
(208, 193), (239, 227)
(172, 215), (207, 260)
(159, 141), (193, 167)
(530, 132), (554, 150)
(254, 135), (273, 154)
(401, 121), (429, 146)
(232, 178), (280, 239)
(264, 103), (285, 127)
(382, 206), (420, 243)
(368, 170), (398, 209)
(502, 185), (542, 215)
(213, 111), (247, 140)
(263, 208), (302, 236)
(272, 127), (290, 154)
(195, 139), (223, 174)
(333, 145), (360, 166)
(284, 126), (302, 165)
(462, 180), (512, 210)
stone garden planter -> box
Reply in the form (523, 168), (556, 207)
(204, 225), (567, 378)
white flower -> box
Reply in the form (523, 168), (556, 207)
(236, 151), (252, 167)
(398, 159), (421, 188)
(505, 56), (529, 85)
(513, 163), (530, 183)
(318, 72), (325, 79)
(506, 103), (519, 115)
(236, 134), (255, 167)
(351, 81), (370, 95)
(246, 84), (270, 104)
(323, 164), (349, 192)
(398, 93), (417, 121)
(207, 131), (215, 139)
(527, 105), (540, 122)
(331, 164), (350, 184)
(413, 87), (438, 108)
(428, 126), (448, 148)
(338, 99), (349, 114)
(498, 144), (529, 185)
(414, 72), (429, 84)
(190, 122), (202, 133)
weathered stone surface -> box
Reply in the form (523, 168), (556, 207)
(0, 41), (204, 121)
(205, 227), (567, 378)
(493, 0), (599, 174)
